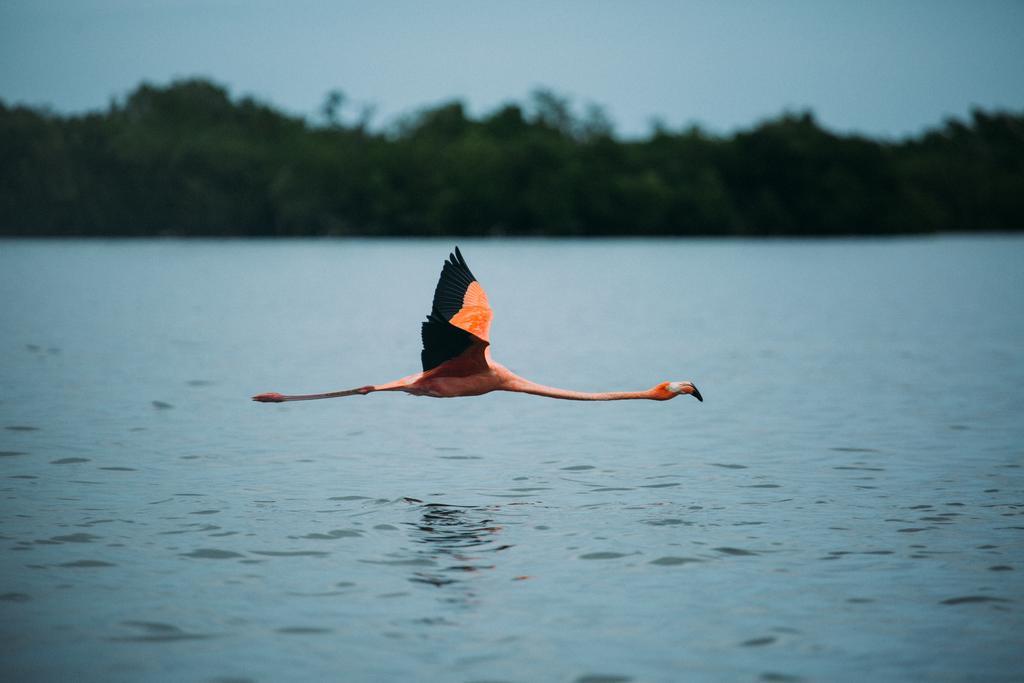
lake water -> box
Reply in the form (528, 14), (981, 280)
(1, 237), (1022, 682)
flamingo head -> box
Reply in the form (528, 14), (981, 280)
(665, 381), (703, 402)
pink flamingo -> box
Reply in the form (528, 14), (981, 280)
(253, 248), (702, 404)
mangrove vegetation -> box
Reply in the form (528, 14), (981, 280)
(1, 79), (1022, 237)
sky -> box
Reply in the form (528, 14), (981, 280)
(1, 0), (1023, 138)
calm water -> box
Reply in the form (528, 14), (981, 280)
(1, 237), (1022, 682)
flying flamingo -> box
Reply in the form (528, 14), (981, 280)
(253, 248), (702, 404)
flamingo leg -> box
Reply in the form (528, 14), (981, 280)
(252, 372), (423, 402)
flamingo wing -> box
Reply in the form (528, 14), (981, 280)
(420, 247), (493, 372)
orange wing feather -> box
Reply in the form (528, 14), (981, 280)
(448, 280), (492, 342)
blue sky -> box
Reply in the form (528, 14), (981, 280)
(2, 0), (1022, 138)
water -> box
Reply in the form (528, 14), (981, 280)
(1, 237), (1022, 682)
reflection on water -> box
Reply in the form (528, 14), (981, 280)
(403, 500), (504, 591)
(1, 237), (1023, 682)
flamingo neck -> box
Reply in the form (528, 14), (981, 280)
(503, 377), (657, 401)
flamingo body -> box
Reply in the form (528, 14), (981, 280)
(253, 248), (702, 404)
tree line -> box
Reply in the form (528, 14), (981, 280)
(1, 78), (1021, 237)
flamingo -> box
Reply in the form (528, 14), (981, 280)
(253, 248), (702, 404)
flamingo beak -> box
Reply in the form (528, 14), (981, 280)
(690, 385), (703, 402)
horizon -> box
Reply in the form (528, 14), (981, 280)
(2, 1), (1023, 139)
(4, 74), (1021, 146)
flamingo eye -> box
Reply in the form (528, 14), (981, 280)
(667, 382), (684, 393)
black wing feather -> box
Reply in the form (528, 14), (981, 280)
(430, 246), (478, 321)
(420, 247), (481, 372)
(421, 313), (475, 372)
